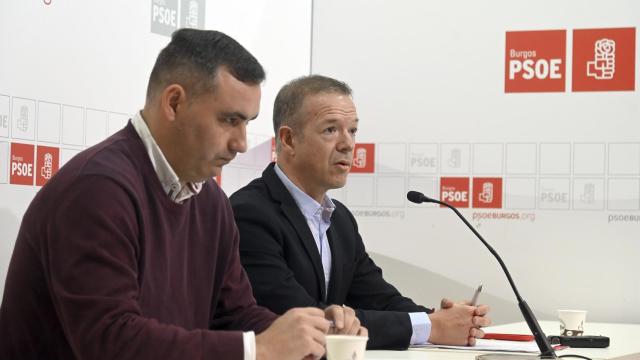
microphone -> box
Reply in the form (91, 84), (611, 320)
(407, 190), (556, 359)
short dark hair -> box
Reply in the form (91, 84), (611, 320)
(146, 29), (265, 101)
(273, 75), (352, 150)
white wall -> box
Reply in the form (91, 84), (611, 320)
(2, 0), (639, 327)
(0, 0), (311, 298)
(313, 0), (640, 324)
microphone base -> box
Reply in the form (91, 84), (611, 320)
(477, 354), (557, 359)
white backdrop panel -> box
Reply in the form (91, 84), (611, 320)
(312, 0), (640, 323)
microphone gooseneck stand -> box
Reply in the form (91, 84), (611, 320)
(406, 191), (557, 359)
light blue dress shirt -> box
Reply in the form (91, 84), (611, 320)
(274, 164), (431, 344)
(274, 164), (334, 297)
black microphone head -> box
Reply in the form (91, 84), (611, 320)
(406, 191), (425, 204)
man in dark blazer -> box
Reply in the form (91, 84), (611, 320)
(230, 75), (491, 350)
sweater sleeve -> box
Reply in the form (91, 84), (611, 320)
(44, 175), (248, 360)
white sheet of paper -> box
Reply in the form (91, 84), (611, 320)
(411, 339), (540, 353)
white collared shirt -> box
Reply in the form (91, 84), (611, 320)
(131, 112), (203, 204)
(130, 112), (256, 360)
(274, 164), (334, 298)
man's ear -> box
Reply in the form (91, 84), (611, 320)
(278, 126), (296, 156)
(159, 84), (187, 122)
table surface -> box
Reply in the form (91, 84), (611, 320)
(364, 321), (640, 360)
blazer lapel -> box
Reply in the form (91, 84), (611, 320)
(262, 163), (327, 300)
(325, 226), (343, 303)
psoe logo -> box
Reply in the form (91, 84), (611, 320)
(151, 0), (179, 37)
(440, 177), (470, 208)
(10, 143), (35, 186)
(587, 39), (616, 80)
(36, 145), (59, 187)
(350, 143), (375, 173)
(505, 30), (566, 93)
(472, 178), (502, 209)
(572, 27), (635, 92)
(181, 0), (206, 30)
(151, 0), (206, 37)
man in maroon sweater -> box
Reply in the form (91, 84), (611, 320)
(0, 29), (364, 360)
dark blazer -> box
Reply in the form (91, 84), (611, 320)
(230, 163), (432, 349)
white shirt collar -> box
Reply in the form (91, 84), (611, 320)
(274, 164), (335, 222)
(131, 111), (203, 203)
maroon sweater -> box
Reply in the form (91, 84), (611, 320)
(0, 123), (276, 359)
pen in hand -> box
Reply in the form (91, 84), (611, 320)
(470, 284), (482, 306)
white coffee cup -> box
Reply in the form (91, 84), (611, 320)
(325, 335), (368, 360)
(558, 309), (587, 336)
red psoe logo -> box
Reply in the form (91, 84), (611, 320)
(350, 143), (375, 173)
(10, 143), (35, 186)
(572, 27), (636, 92)
(505, 30), (566, 93)
(472, 178), (503, 209)
(440, 177), (470, 208)
(36, 145), (60, 186)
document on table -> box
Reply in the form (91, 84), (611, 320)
(412, 339), (540, 353)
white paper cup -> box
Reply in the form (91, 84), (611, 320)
(558, 309), (587, 336)
(325, 335), (368, 360)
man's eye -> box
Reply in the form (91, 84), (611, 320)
(324, 127), (336, 134)
(350, 128), (358, 135)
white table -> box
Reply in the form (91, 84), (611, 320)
(365, 321), (640, 360)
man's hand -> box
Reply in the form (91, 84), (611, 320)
(469, 302), (491, 345)
(256, 307), (330, 360)
(324, 305), (368, 336)
(428, 298), (491, 346)
(443, 298), (492, 345)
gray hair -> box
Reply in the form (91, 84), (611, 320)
(273, 75), (352, 151)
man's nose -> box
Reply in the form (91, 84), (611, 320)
(229, 122), (248, 154)
(337, 129), (355, 152)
